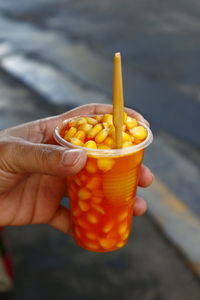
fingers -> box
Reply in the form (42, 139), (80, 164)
(133, 196), (147, 216)
(0, 137), (87, 176)
(138, 165), (154, 188)
(48, 205), (73, 235)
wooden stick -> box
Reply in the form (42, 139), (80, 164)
(113, 52), (124, 149)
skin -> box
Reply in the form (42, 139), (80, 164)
(0, 104), (153, 235)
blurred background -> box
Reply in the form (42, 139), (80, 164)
(0, 0), (200, 299)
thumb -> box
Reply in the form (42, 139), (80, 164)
(0, 138), (87, 176)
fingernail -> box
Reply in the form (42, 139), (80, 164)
(61, 149), (84, 167)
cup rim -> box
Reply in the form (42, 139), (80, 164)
(54, 114), (153, 157)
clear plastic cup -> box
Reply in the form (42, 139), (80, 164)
(54, 114), (153, 252)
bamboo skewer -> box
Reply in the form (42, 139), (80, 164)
(113, 52), (124, 149)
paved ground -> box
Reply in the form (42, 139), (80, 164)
(0, 1), (200, 299)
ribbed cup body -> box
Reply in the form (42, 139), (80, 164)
(68, 150), (144, 252)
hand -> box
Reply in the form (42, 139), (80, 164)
(0, 104), (153, 234)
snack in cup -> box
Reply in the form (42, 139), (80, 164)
(54, 113), (153, 252)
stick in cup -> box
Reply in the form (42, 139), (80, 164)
(54, 114), (153, 252)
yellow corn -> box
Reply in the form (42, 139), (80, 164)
(68, 120), (77, 128)
(123, 124), (126, 131)
(78, 123), (92, 133)
(86, 117), (98, 126)
(69, 137), (84, 147)
(86, 213), (98, 224)
(97, 144), (111, 150)
(100, 238), (116, 250)
(87, 124), (103, 139)
(118, 222), (127, 235)
(64, 127), (77, 140)
(78, 200), (90, 212)
(130, 126), (147, 140)
(103, 122), (109, 129)
(122, 132), (132, 142)
(78, 188), (91, 200)
(104, 137), (115, 148)
(85, 232), (97, 240)
(95, 128), (109, 144)
(103, 222), (114, 233)
(74, 227), (81, 238)
(122, 141), (133, 148)
(85, 159), (98, 173)
(91, 204), (105, 215)
(118, 211), (128, 222)
(108, 125), (115, 138)
(84, 140), (97, 149)
(116, 241), (126, 248)
(97, 158), (115, 172)
(103, 114), (113, 125)
(85, 176), (101, 190)
(94, 115), (103, 122)
(74, 130), (86, 142)
(126, 116), (138, 129)
(76, 117), (87, 126)
(84, 242), (98, 250)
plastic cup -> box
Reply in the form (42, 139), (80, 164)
(54, 114), (153, 252)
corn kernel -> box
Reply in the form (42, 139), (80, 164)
(94, 115), (103, 122)
(85, 176), (101, 190)
(100, 238), (116, 250)
(76, 117), (87, 126)
(74, 227), (81, 238)
(84, 242), (98, 250)
(104, 137), (115, 148)
(85, 232), (97, 240)
(130, 126), (147, 140)
(108, 125), (115, 139)
(84, 140), (97, 149)
(122, 132), (131, 142)
(69, 137), (84, 147)
(103, 114), (113, 125)
(123, 124), (126, 131)
(77, 218), (89, 229)
(103, 122), (109, 129)
(64, 127), (77, 140)
(86, 213), (98, 224)
(119, 222), (127, 235)
(91, 204), (105, 214)
(79, 172), (88, 183)
(103, 222), (114, 233)
(95, 128), (109, 144)
(122, 230), (130, 240)
(124, 112), (127, 122)
(91, 196), (102, 204)
(87, 124), (103, 139)
(78, 188), (91, 200)
(123, 141), (133, 148)
(74, 130), (86, 142)
(78, 200), (90, 212)
(97, 144), (111, 150)
(116, 241), (126, 248)
(68, 120), (77, 128)
(97, 158), (115, 172)
(85, 159), (98, 173)
(118, 211), (128, 222)
(86, 117), (98, 126)
(73, 175), (82, 186)
(72, 208), (82, 217)
(78, 123), (92, 133)
(126, 116), (138, 129)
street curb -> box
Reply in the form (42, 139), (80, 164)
(140, 177), (200, 279)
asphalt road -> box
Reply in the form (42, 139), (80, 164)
(1, 0), (200, 150)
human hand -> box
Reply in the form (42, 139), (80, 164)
(0, 104), (153, 234)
